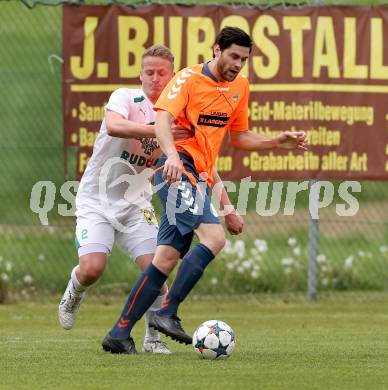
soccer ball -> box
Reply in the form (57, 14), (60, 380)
(192, 320), (236, 359)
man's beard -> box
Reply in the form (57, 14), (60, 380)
(217, 62), (238, 82)
(220, 68), (238, 82)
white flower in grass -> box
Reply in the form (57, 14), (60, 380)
(254, 239), (268, 253)
(23, 275), (33, 285)
(251, 270), (260, 279)
(234, 240), (245, 253)
(281, 258), (294, 266)
(224, 239), (233, 254)
(284, 267), (292, 274)
(317, 254), (326, 263)
(322, 278), (329, 287)
(232, 240), (245, 259)
(254, 254), (263, 263)
(250, 249), (262, 263)
(38, 254), (45, 262)
(226, 262), (235, 270)
(5, 261), (13, 272)
(210, 277), (218, 285)
(1, 273), (9, 283)
(358, 250), (365, 257)
(293, 247), (301, 256)
(380, 245), (388, 254)
(344, 256), (354, 269)
(242, 260), (252, 269)
(237, 266), (244, 274)
(288, 237), (297, 246)
(250, 248), (259, 257)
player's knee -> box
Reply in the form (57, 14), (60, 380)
(152, 245), (180, 275)
(153, 256), (178, 275)
(212, 235), (226, 255)
(78, 256), (106, 283)
(81, 264), (105, 283)
(202, 233), (225, 256)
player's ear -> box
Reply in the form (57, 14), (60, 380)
(213, 44), (221, 59)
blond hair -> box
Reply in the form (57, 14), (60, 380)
(141, 45), (174, 68)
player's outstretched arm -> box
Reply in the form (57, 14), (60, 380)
(105, 110), (155, 138)
(230, 130), (307, 151)
(155, 110), (182, 184)
(105, 110), (193, 141)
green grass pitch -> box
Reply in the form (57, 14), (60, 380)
(1, 296), (388, 390)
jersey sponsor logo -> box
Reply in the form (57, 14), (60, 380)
(137, 137), (159, 156)
(197, 113), (230, 128)
(120, 150), (159, 168)
(167, 68), (196, 100)
(233, 94), (239, 103)
(217, 86), (230, 92)
(210, 111), (228, 117)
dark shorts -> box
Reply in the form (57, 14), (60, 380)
(154, 153), (220, 256)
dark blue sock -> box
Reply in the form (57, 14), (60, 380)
(109, 263), (167, 339)
(158, 243), (214, 317)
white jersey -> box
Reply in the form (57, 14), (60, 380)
(76, 88), (160, 221)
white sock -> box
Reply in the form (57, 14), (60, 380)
(71, 266), (88, 293)
(144, 292), (167, 342)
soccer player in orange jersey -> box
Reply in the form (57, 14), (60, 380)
(102, 27), (307, 352)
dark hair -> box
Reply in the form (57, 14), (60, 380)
(214, 26), (253, 53)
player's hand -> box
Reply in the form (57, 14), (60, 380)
(163, 153), (183, 184)
(276, 131), (308, 150)
(171, 124), (193, 141)
(224, 209), (244, 235)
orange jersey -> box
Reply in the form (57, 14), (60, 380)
(154, 63), (249, 184)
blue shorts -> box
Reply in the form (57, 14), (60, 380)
(154, 153), (220, 256)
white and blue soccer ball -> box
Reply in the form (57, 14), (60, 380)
(192, 320), (236, 359)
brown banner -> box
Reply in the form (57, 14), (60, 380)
(63, 4), (388, 180)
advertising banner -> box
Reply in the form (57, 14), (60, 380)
(63, 5), (388, 180)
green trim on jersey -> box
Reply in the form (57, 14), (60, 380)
(134, 96), (145, 103)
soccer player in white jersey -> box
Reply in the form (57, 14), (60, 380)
(59, 45), (243, 355)
(58, 46), (178, 354)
